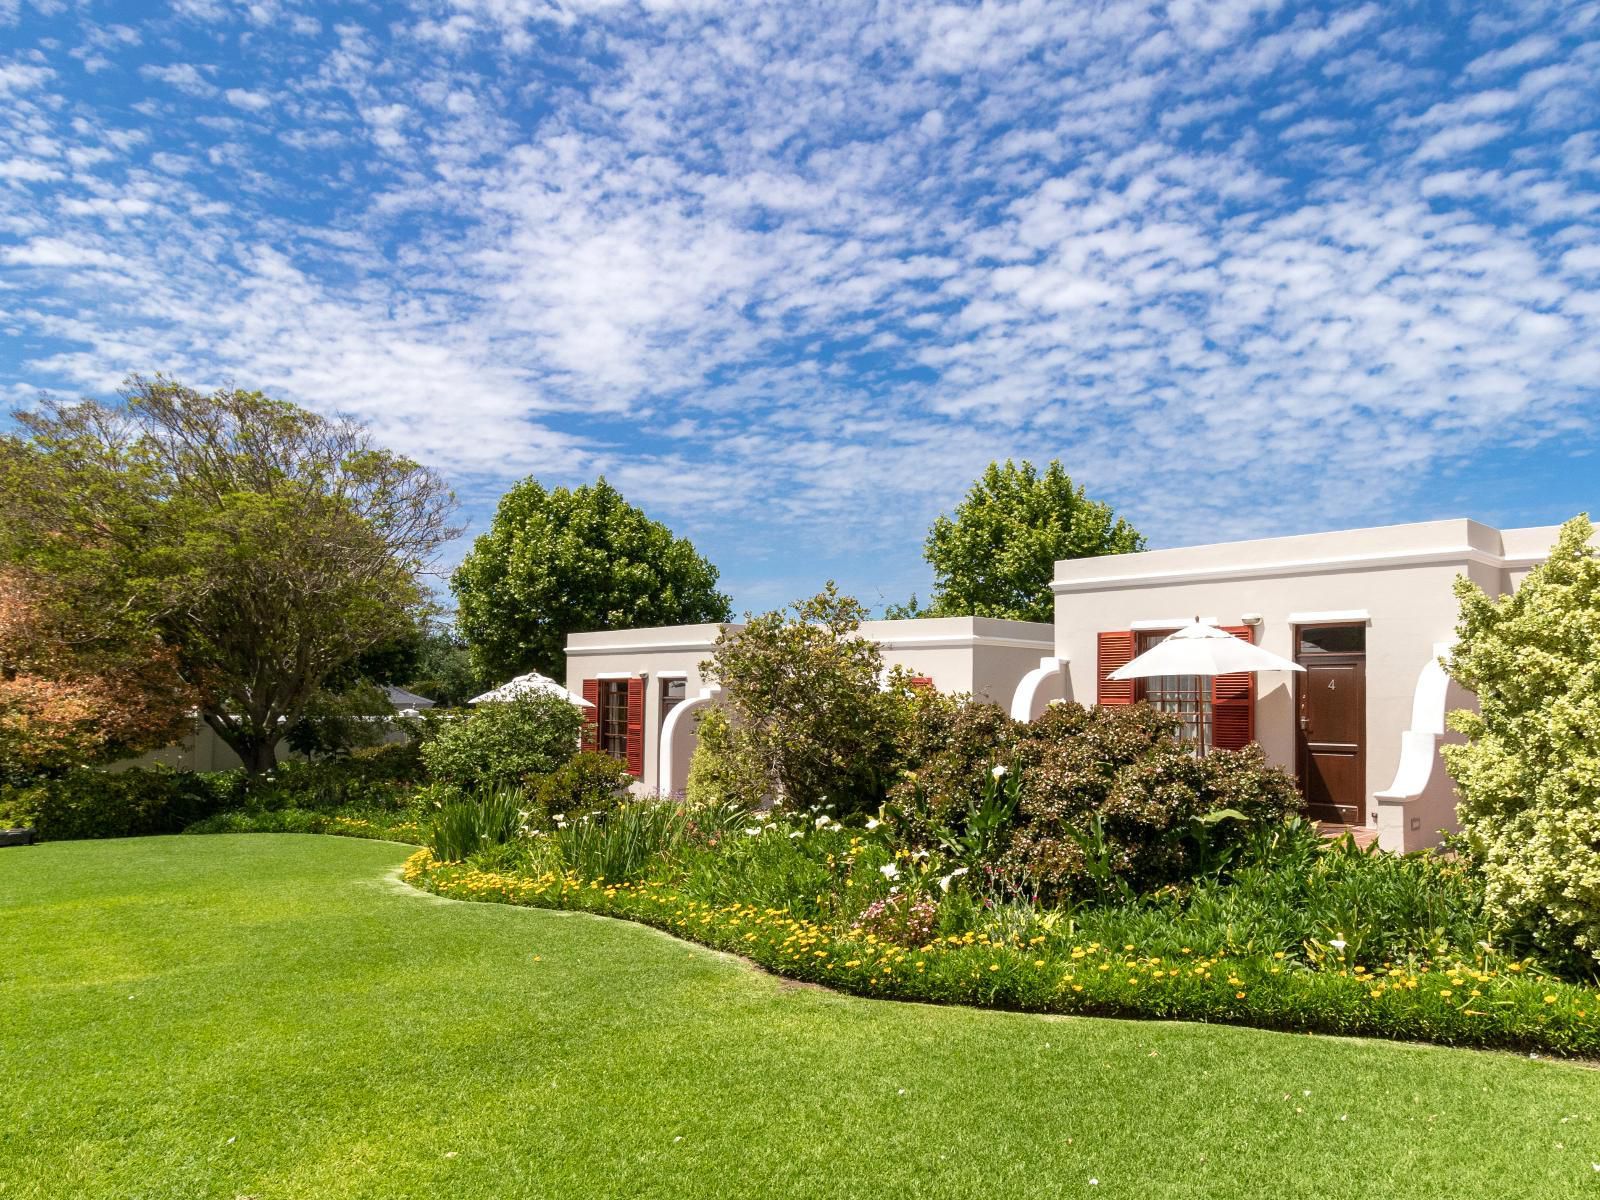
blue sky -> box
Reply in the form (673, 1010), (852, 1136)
(2, 0), (1597, 616)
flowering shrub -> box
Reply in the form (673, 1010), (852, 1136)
(852, 892), (941, 948)
(1444, 514), (1600, 970)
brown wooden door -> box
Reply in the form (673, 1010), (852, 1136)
(1296, 655), (1365, 824)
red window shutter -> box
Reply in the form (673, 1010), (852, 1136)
(580, 679), (600, 752)
(625, 676), (646, 778)
(908, 676), (934, 691)
(1096, 631), (1137, 705)
(1211, 626), (1256, 750)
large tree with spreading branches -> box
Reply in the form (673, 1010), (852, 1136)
(0, 376), (457, 773)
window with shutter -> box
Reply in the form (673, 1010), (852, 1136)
(1210, 626), (1256, 750)
(1096, 631), (1137, 705)
(625, 676), (646, 778)
(580, 679), (600, 752)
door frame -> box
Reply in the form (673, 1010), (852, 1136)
(1293, 622), (1368, 825)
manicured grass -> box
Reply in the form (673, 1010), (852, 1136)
(3, 836), (1598, 1199)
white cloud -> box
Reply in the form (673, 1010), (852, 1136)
(138, 62), (216, 96)
(1465, 34), (1558, 77)
(224, 88), (271, 112)
(1412, 121), (1513, 162)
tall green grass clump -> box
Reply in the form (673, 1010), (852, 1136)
(428, 788), (525, 862)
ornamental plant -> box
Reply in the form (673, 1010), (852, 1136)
(1443, 514), (1600, 970)
(1004, 702), (1301, 902)
(418, 691), (583, 790)
(699, 584), (906, 814)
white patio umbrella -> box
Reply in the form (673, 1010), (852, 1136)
(1109, 622), (1306, 680)
(469, 671), (595, 707)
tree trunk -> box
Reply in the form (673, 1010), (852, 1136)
(203, 711), (279, 775)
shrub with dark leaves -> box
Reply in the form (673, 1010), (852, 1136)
(1004, 703), (1301, 902)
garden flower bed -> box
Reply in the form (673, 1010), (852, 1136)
(404, 844), (1600, 1058)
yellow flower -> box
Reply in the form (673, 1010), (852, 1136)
(1034, 959), (1046, 968)
(1544, 994), (1558, 1004)
(989, 963), (1000, 972)
(1439, 989), (1452, 998)
(1235, 991), (1245, 999)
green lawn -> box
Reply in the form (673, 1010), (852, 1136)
(3, 836), (1597, 1199)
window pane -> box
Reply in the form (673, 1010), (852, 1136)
(1134, 631), (1212, 751)
(1298, 625), (1365, 655)
(660, 678), (685, 723)
(601, 681), (629, 760)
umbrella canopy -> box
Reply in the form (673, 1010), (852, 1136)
(1109, 622), (1305, 680)
(469, 671), (595, 707)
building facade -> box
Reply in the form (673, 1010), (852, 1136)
(1034, 519), (1561, 852)
(563, 518), (1575, 854)
(564, 617), (1055, 796)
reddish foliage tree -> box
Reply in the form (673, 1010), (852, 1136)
(0, 567), (193, 775)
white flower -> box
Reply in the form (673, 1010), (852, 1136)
(880, 863), (899, 879)
(911, 848), (929, 861)
(1329, 938), (1347, 951)
(937, 867), (969, 892)
(865, 818), (881, 830)
(991, 765), (1008, 779)
(828, 822), (842, 833)
(788, 831), (804, 839)
(815, 815), (830, 828)
(743, 827), (762, 836)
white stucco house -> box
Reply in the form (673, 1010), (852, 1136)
(565, 517), (1575, 853)
(564, 616), (1053, 795)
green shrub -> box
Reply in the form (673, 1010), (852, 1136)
(886, 697), (1020, 849)
(1443, 514), (1600, 971)
(235, 755), (413, 815)
(701, 584), (905, 814)
(427, 788), (527, 862)
(419, 692), (582, 790)
(1003, 703), (1301, 902)
(684, 707), (768, 810)
(530, 751), (635, 820)
(0, 767), (240, 841)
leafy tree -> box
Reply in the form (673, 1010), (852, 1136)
(453, 477), (731, 681)
(283, 681), (396, 760)
(402, 622), (487, 708)
(696, 584), (907, 815)
(917, 459), (1143, 623)
(0, 376), (457, 774)
(0, 566), (192, 778)
(1443, 515), (1600, 968)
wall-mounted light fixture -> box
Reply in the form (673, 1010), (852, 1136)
(1240, 612), (1263, 625)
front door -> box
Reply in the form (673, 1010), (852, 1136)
(1295, 625), (1366, 825)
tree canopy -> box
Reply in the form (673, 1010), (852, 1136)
(0, 376), (457, 773)
(1443, 514), (1600, 968)
(452, 477), (731, 681)
(0, 565), (193, 778)
(914, 459), (1144, 623)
